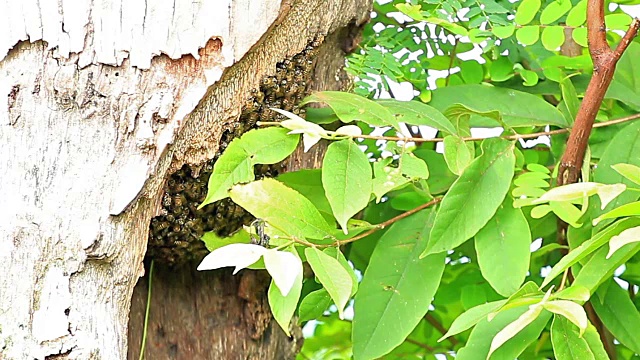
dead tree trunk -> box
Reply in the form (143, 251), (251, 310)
(0, 1), (369, 359)
(127, 28), (361, 360)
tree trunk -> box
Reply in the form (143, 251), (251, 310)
(127, 28), (360, 359)
(0, 1), (369, 359)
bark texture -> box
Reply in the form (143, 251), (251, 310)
(127, 28), (359, 360)
(0, 0), (369, 359)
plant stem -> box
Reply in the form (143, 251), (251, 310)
(425, 313), (460, 346)
(285, 197), (442, 249)
(328, 197), (442, 247)
(259, 113), (640, 144)
(405, 338), (435, 352)
(138, 260), (154, 360)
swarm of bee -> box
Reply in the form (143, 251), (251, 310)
(147, 38), (322, 267)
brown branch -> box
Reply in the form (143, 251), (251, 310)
(557, 13), (640, 186)
(425, 313), (460, 346)
(553, 1), (639, 357)
(585, 302), (617, 360)
(405, 338), (435, 352)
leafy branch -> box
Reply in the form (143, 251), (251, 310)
(261, 112), (640, 143)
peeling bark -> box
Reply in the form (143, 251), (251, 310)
(0, 1), (370, 359)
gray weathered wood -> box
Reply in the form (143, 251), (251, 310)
(0, 0), (369, 359)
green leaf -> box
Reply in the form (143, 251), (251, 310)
(304, 107), (340, 124)
(594, 201), (640, 225)
(414, 149), (458, 194)
(277, 169), (333, 217)
(301, 91), (395, 127)
(543, 300), (588, 336)
(605, 13), (632, 30)
(527, 163), (551, 174)
(608, 43), (640, 110)
(201, 128), (300, 206)
(444, 103), (507, 130)
(551, 315), (595, 360)
(516, 26), (540, 46)
(540, 0), (572, 24)
(298, 288), (332, 323)
(532, 182), (626, 210)
(323, 247), (358, 296)
(201, 140), (254, 207)
(475, 199), (531, 296)
(230, 179), (334, 241)
(612, 163), (640, 185)
(322, 139), (373, 233)
(607, 225), (640, 258)
(439, 300), (508, 342)
(572, 27), (588, 47)
(594, 121), (640, 211)
(549, 201), (583, 227)
(553, 285), (590, 302)
(487, 303), (544, 359)
(443, 135), (474, 175)
(305, 247), (353, 319)
(268, 257), (303, 336)
(201, 229), (251, 251)
(566, 0), (587, 27)
(353, 209), (446, 360)
(377, 99), (457, 134)
(263, 249), (304, 296)
(519, 68), (539, 86)
(490, 56), (515, 82)
(573, 237), (640, 293)
(491, 25), (515, 39)
(400, 153), (430, 179)
(460, 59), (485, 84)
(488, 281), (543, 320)
(583, 323), (611, 359)
(541, 217), (640, 288)
(429, 85), (568, 128)
(240, 127), (300, 164)
(591, 283), (640, 354)
(424, 138), (515, 256)
(371, 158), (410, 202)
(561, 76), (580, 123)
(515, 0), (541, 25)
(457, 306), (551, 360)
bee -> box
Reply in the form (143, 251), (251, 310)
(281, 97), (293, 111)
(302, 60), (313, 77)
(262, 76), (277, 88)
(155, 220), (171, 232)
(250, 219), (270, 247)
(285, 83), (299, 100)
(172, 194), (187, 208)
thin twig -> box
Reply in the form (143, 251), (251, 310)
(425, 313), (460, 346)
(259, 113), (640, 144)
(405, 337), (435, 352)
(138, 260), (154, 360)
(354, 113), (640, 143)
(327, 197), (442, 247)
(285, 198), (442, 249)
